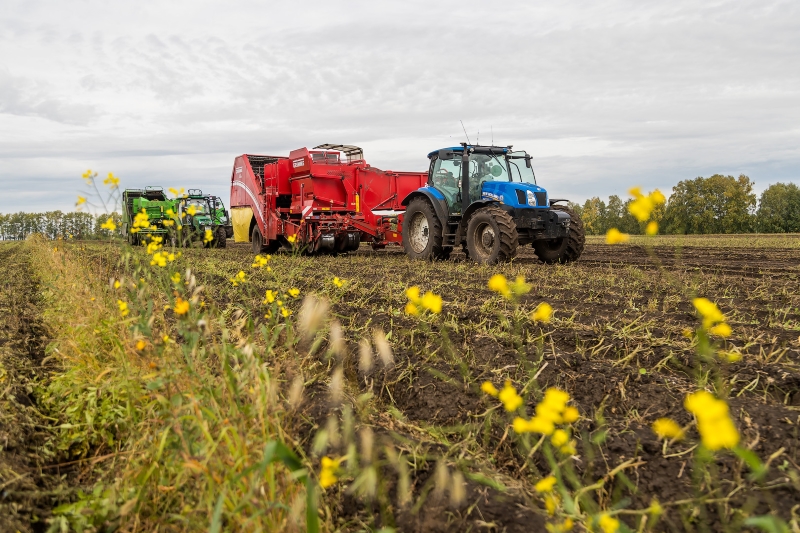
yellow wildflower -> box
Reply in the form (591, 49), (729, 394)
(684, 391), (739, 450)
(117, 300), (129, 317)
(174, 297), (190, 315)
(598, 513), (620, 533)
(319, 456), (344, 489)
(646, 221), (659, 235)
(513, 416), (555, 435)
(551, 429), (569, 447)
(288, 288), (300, 298)
(76, 196), (86, 206)
(167, 253), (176, 262)
(263, 290), (276, 304)
(162, 334), (170, 343)
(186, 205), (198, 217)
(103, 172), (119, 187)
(421, 291), (442, 313)
(544, 494), (559, 515)
(508, 275), (532, 298)
(481, 381), (499, 397)
(135, 340), (146, 351)
(252, 254), (271, 268)
(562, 406), (580, 423)
(546, 518), (574, 533)
(101, 218), (117, 232)
(692, 297), (726, 329)
(230, 271), (246, 286)
(168, 187), (185, 198)
(203, 229), (213, 244)
(406, 286), (420, 301)
(531, 302), (553, 323)
(287, 234), (297, 244)
(498, 380), (523, 412)
(281, 307), (291, 318)
(628, 187), (665, 222)
(332, 276), (345, 288)
(652, 418), (684, 440)
(405, 286), (442, 315)
(535, 475), (557, 493)
(171, 272), (181, 284)
(82, 169), (93, 180)
(487, 274), (510, 298)
(113, 280), (121, 289)
(649, 499), (663, 516)
(709, 322), (732, 337)
(150, 251), (167, 267)
(605, 228), (630, 244)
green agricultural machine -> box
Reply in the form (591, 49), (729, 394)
(121, 187), (229, 248)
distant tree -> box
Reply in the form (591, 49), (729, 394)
(756, 182), (800, 233)
(579, 197), (607, 235)
(663, 174), (756, 234)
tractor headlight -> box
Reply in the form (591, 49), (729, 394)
(526, 190), (537, 206)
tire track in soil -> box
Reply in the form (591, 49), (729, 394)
(0, 243), (76, 532)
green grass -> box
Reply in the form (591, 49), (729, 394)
(7, 236), (800, 532)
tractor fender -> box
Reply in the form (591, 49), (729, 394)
(455, 200), (500, 244)
(400, 188), (449, 227)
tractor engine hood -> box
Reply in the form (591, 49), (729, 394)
(480, 181), (549, 208)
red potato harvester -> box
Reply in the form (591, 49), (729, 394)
(229, 144), (425, 253)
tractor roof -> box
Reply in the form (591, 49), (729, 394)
(427, 145), (511, 159)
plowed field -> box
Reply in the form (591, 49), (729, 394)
(2, 236), (798, 532)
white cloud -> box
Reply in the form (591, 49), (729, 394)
(0, 0), (798, 212)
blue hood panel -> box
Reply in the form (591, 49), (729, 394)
(481, 182), (549, 208)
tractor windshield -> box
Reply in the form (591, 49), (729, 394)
(182, 198), (209, 215)
(507, 151), (536, 185)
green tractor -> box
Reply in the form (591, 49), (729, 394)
(121, 187), (176, 245)
(206, 194), (234, 241)
(121, 187), (229, 248)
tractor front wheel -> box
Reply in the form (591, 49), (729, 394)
(402, 198), (444, 261)
(533, 206), (585, 264)
(465, 206), (519, 264)
(214, 227), (227, 248)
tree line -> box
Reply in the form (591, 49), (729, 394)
(568, 176), (800, 235)
(0, 211), (122, 240)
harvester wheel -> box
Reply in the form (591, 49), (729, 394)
(251, 226), (266, 254)
(402, 198), (444, 261)
(465, 206), (519, 264)
(214, 227), (227, 249)
(533, 205), (585, 264)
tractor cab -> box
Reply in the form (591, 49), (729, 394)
(400, 143), (585, 264)
(428, 146), (550, 214)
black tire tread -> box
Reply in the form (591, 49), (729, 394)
(465, 206), (519, 264)
(535, 206), (585, 263)
(402, 198), (444, 261)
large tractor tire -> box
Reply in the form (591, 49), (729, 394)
(214, 227), (227, 248)
(533, 205), (585, 264)
(465, 206), (519, 264)
(402, 197), (444, 261)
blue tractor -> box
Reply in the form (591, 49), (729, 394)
(400, 143), (585, 264)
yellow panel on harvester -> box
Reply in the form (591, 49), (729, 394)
(231, 207), (253, 243)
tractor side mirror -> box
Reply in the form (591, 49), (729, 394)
(525, 156), (531, 168)
(438, 149), (455, 160)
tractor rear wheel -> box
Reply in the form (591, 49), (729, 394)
(465, 206), (519, 264)
(402, 198), (444, 261)
(214, 227), (227, 248)
(533, 206), (585, 264)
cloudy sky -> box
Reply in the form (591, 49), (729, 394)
(1, 0), (798, 212)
